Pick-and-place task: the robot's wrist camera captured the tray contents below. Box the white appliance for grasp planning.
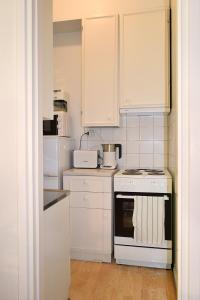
[114,169,172,269]
[43,136,74,189]
[73,150,99,168]
[56,111,70,137]
[43,111,70,137]
[54,89,69,101]
[101,144,122,169]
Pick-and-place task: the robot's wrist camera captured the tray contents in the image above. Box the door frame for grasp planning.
[177,0,189,297]
[17,0,42,299]
[178,0,200,298]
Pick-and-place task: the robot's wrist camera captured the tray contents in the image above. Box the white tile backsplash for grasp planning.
[83,114,168,169]
[112,127,126,141]
[127,116,139,128]
[127,127,140,141]
[140,126,154,141]
[140,154,154,168]
[154,141,168,154]
[126,154,140,168]
[140,116,154,127]
[127,141,140,154]
[154,126,168,141]
[140,141,154,154]
[153,154,168,168]
[154,115,168,127]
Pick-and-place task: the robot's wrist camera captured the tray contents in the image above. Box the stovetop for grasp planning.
[114,168,172,193]
[115,168,171,179]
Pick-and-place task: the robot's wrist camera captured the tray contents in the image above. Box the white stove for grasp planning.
[114,168,172,193]
[114,168,172,269]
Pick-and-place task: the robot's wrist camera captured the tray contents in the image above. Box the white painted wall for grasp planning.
[168,0,178,286]
[0,1,18,299]
[54,31,169,169]
[177,0,200,298]
[185,1,200,297]
[53,0,169,21]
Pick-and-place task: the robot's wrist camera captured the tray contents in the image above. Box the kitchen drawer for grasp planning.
[63,176,112,193]
[70,192,112,210]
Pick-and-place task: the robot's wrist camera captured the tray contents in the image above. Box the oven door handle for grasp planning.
[116,195,135,199]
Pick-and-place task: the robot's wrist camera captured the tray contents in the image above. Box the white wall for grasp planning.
[0,1,18,299]
[53,0,169,21]
[185,1,200,297]
[54,31,169,169]
[168,0,178,285]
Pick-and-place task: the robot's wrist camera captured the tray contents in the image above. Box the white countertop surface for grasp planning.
[63,168,118,177]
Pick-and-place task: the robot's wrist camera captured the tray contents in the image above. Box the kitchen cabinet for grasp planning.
[38,0,53,119]
[63,174,113,262]
[53,0,169,23]
[120,9,170,113]
[43,193,70,300]
[82,15,119,127]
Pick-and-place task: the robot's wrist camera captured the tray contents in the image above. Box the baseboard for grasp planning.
[70,248,111,263]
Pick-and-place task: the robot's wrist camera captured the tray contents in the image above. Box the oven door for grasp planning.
[115,193,135,238]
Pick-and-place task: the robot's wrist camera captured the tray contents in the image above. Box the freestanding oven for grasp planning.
[114,169,172,269]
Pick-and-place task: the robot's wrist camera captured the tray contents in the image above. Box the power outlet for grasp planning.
[89,129,95,136]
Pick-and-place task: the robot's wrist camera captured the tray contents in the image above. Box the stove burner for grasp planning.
[145,169,165,175]
[147,172,165,175]
[122,169,165,176]
[122,169,142,175]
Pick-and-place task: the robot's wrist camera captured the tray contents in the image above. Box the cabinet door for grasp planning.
[120,9,170,112]
[38,0,53,119]
[82,15,119,126]
[43,197,70,300]
[70,207,104,255]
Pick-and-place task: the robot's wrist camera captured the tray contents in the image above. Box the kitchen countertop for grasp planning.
[43,189,70,210]
[63,168,118,177]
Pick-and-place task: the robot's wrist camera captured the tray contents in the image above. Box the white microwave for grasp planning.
[43,111,70,137]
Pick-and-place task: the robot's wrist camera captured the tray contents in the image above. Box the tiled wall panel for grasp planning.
[82,113,168,169]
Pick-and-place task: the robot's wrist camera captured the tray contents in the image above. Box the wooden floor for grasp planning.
[69,260,177,300]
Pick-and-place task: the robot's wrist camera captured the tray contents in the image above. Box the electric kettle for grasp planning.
[101,144,122,169]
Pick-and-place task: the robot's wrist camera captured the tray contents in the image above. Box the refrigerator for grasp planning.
[43,136,74,189]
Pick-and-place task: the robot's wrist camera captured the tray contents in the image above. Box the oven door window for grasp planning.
[43,115,58,135]
[115,195,134,238]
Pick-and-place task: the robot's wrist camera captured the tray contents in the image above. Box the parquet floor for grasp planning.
[69,260,177,300]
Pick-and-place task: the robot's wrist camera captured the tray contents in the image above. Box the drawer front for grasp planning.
[63,176,112,193]
[70,192,112,210]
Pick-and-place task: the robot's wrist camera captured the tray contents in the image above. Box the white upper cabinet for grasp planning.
[120,9,170,113]
[82,15,119,127]
[38,0,53,119]
[53,0,169,22]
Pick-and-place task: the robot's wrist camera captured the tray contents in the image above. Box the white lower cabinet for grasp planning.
[64,175,113,262]
[43,196,70,300]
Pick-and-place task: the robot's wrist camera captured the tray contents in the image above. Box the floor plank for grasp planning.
[69,260,177,300]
